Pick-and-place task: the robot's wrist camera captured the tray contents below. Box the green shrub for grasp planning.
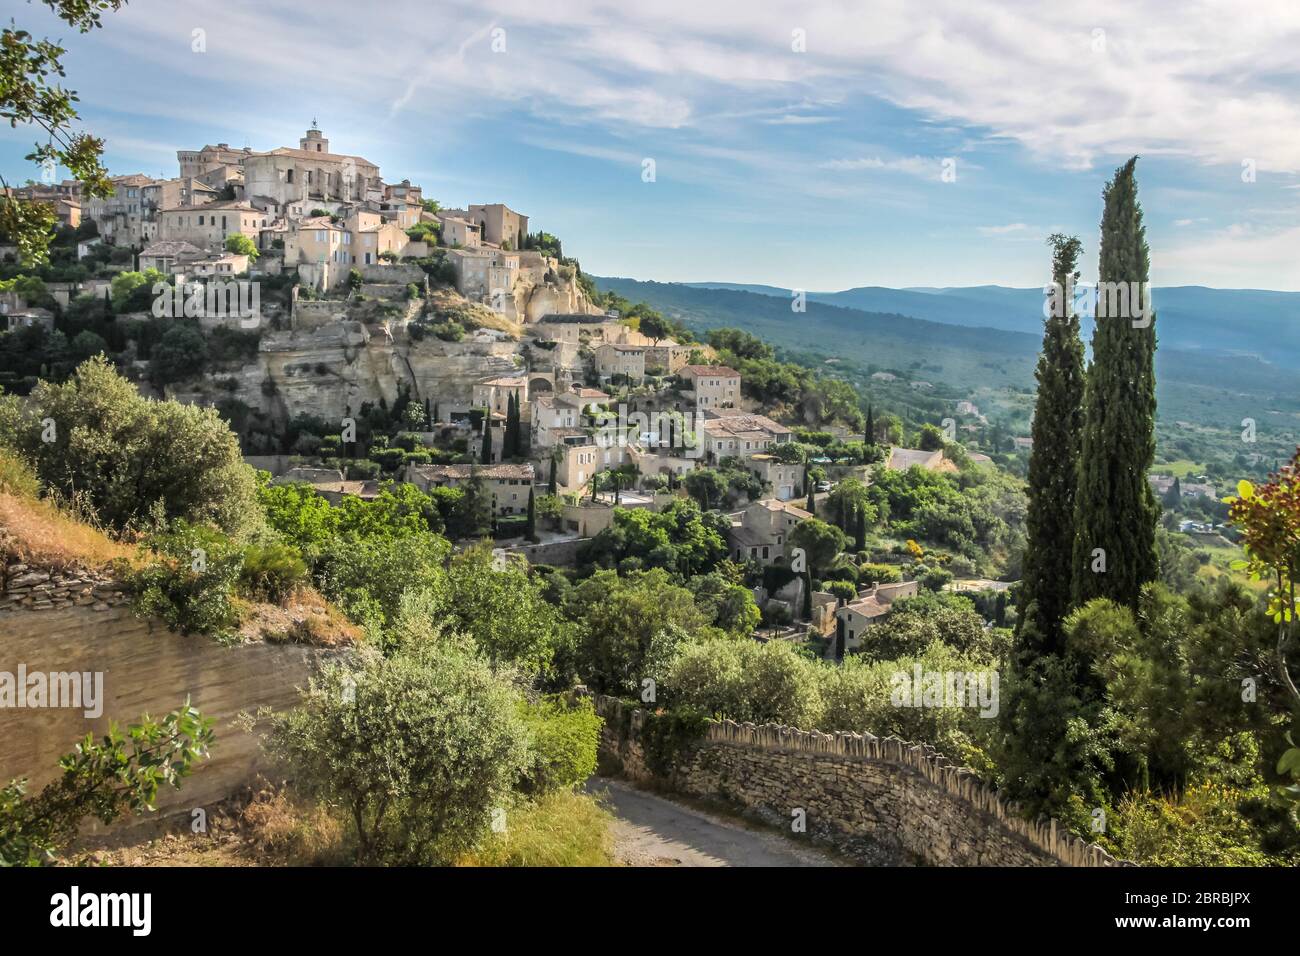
[517,695,602,794]
[128,522,243,639]
[240,542,308,602]
[263,638,530,865]
[858,563,902,586]
[0,703,214,866]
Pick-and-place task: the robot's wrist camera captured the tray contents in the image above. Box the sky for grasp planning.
[4,0,1300,290]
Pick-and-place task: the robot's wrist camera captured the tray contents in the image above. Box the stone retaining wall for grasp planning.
[592,694,1126,867]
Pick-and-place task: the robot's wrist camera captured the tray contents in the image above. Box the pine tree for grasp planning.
[1071,157,1160,611]
[1015,233,1086,655]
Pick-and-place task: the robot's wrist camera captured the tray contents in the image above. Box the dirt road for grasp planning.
[589,778,846,867]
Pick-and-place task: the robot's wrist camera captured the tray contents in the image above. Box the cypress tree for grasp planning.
[547,456,557,495]
[802,569,813,620]
[805,469,816,517]
[526,486,536,540]
[480,417,492,464]
[854,505,866,553]
[1014,233,1086,655]
[865,404,875,445]
[1071,157,1160,611]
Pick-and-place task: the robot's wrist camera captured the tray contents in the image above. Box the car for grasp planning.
[815,481,832,493]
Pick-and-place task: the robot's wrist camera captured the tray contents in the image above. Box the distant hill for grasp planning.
[680,281,1300,368]
[593,276,1300,446]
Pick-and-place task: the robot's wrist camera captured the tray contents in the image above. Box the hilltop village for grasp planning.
[2,123,993,656]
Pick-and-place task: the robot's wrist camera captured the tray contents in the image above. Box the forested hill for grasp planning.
[678,281,1300,369]
[594,277,1042,390]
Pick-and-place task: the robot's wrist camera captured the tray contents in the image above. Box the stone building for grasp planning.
[243,126,381,207]
[468,202,528,248]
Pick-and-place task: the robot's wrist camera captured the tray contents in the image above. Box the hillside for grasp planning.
[680,281,1300,368]
[597,276,1300,472]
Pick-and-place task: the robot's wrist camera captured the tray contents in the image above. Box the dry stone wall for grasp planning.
[592,694,1127,867]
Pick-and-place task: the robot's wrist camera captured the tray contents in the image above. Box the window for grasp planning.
[198,215,205,225]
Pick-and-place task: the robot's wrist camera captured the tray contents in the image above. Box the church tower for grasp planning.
[299,120,329,154]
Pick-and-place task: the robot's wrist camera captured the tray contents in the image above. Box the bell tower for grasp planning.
[299,119,329,154]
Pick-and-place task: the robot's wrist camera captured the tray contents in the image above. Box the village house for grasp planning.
[281,210,410,288]
[405,462,535,516]
[835,581,921,655]
[594,343,647,382]
[679,365,741,411]
[81,173,156,245]
[158,200,269,251]
[447,246,520,304]
[473,375,528,419]
[702,410,793,463]
[531,391,587,448]
[749,453,802,501]
[137,239,206,274]
[141,177,219,218]
[725,498,812,564]
[468,203,528,248]
[553,435,600,492]
[437,213,481,248]
[177,143,252,179]
[185,252,250,278]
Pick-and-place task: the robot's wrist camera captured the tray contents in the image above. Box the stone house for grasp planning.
[177,143,251,179]
[437,214,481,248]
[680,365,740,411]
[468,202,528,248]
[725,498,812,564]
[447,247,520,304]
[138,239,206,274]
[594,343,646,382]
[158,200,269,252]
[473,375,528,419]
[749,453,802,501]
[835,581,920,654]
[405,462,535,516]
[702,411,793,463]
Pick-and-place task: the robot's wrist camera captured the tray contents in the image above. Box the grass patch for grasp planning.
[456,790,617,867]
[0,491,138,571]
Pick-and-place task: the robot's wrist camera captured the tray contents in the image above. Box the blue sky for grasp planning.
[4,0,1299,290]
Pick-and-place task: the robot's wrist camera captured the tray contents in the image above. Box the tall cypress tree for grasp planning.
[865,404,875,445]
[805,468,816,517]
[1015,233,1086,655]
[525,486,536,540]
[1072,157,1159,611]
[479,417,492,464]
[547,455,557,495]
